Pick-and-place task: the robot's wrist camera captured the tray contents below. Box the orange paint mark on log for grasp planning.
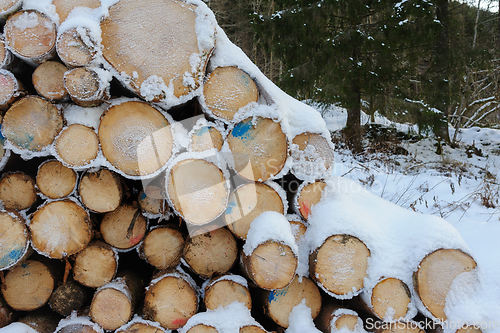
[172,318,187,327]
[300,201,310,219]
[130,233,144,245]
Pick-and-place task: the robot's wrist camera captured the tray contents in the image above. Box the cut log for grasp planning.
[116,319,168,333]
[0,210,30,270]
[167,157,229,226]
[36,160,77,199]
[203,66,259,122]
[78,168,123,213]
[0,171,37,210]
[261,275,321,328]
[376,321,425,333]
[227,117,288,182]
[414,248,477,321]
[64,67,110,107]
[203,275,252,311]
[187,324,218,333]
[73,240,118,288]
[224,182,285,240]
[29,199,92,259]
[49,280,92,316]
[32,61,68,101]
[183,227,238,279]
[100,203,148,251]
[366,278,412,321]
[310,234,370,298]
[1,96,64,152]
[18,309,61,333]
[240,326,268,333]
[0,294,14,328]
[294,180,326,220]
[100,0,215,101]
[189,125,224,152]
[98,101,174,178]
[0,0,22,18]
[143,269,198,330]
[55,124,99,167]
[54,316,104,333]
[1,259,55,311]
[52,0,101,23]
[90,272,143,331]
[290,132,334,180]
[287,215,307,243]
[57,27,97,67]
[138,185,166,217]
[315,304,362,333]
[0,36,13,69]
[0,69,23,110]
[138,226,185,270]
[4,10,57,63]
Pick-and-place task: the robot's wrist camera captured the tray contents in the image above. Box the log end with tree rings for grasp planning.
[138,185,165,217]
[190,126,224,153]
[414,248,477,321]
[2,96,64,152]
[291,132,334,180]
[0,210,29,270]
[333,313,360,331]
[0,69,23,110]
[243,240,298,290]
[227,117,288,182]
[239,326,267,333]
[73,240,118,288]
[100,0,215,101]
[203,66,259,122]
[287,215,307,242]
[116,320,167,333]
[4,10,56,63]
[0,171,37,210]
[32,61,68,101]
[0,0,21,18]
[55,124,99,167]
[36,160,77,199]
[143,272,198,330]
[167,158,229,226]
[295,180,326,220]
[315,304,361,333]
[29,200,92,259]
[99,101,174,178]
[139,226,184,270]
[52,0,101,23]
[370,278,412,321]
[204,276,252,311]
[262,275,322,328]
[224,182,284,240]
[183,227,238,279]
[310,234,370,298]
[78,168,123,213]
[1,260,55,311]
[55,316,104,333]
[100,203,147,251]
[187,324,219,333]
[376,321,425,333]
[64,67,109,107]
[57,27,96,67]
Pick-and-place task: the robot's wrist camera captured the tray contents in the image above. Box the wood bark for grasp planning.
[73,240,118,288]
[143,269,198,330]
[226,117,288,182]
[224,182,285,240]
[4,10,57,63]
[189,125,224,152]
[98,100,174,178]
[138,225,184,270]
[1,96,64,152]
[64,67,109,107]
[55,124,99,167]
[18,308,61,333]
[56,27,97,67]
[55,315,104,333]
[0,210,30,270]
[261,275,322,328]
[90,272,143,331]
[100,203,148,251]
[203,275,252,311]
[310,234,370,298]
[167,157,229,226]
[0,171,37,210]
[1,259,56,311]
[0,294,14,328]
[48,280,92,316]
[183,227,238,279]
[29,199,92,259]
[203,66,259,122]
[414,248,477,321]
[294,180,326,220]
[32,61,68,101]
[36,160,77,199]
[78,168,123,213]
[0,69,23,110]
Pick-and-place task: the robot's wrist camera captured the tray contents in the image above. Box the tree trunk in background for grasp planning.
[343,41,362,153]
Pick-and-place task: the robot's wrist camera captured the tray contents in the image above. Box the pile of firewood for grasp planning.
[0,0,478,333]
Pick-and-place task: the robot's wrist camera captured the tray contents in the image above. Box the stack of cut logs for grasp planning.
[0,0,478,333]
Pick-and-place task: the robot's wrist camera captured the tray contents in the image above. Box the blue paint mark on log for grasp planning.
[226,197,237,214]
[231,119,254,142]
[0,247,23,268]
[268,286,288,303]
[194,127,209,137]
